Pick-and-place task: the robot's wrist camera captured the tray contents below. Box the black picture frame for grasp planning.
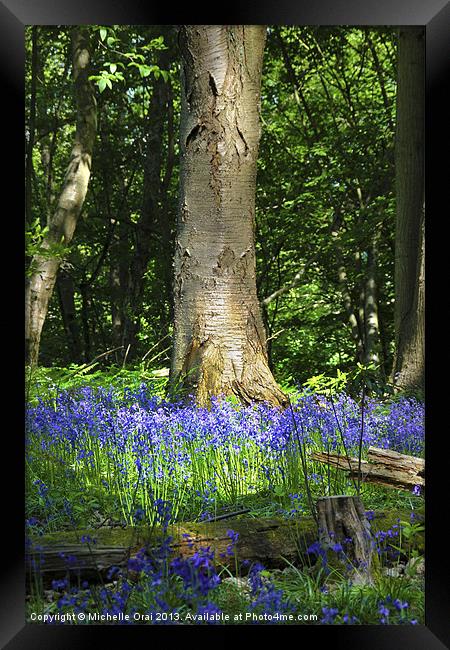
[4,1,449,647]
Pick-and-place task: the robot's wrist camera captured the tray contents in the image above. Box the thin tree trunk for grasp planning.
[80,280,92,363]
[109,218,129,359]
[366,33,394,132]
[159,78,176,327]
[332,213,364,363]
[392,28,425,393]
[25,26,39,225]
[25,27,97,366]
[337,263,364,362]
[122,46,173,358]
[56,270,82,364]
[362,239,380,365]
[377,296,389,380]
[275,27,320,144]
[171,26,286,407]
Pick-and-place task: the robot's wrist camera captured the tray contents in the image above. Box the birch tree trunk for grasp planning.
[392,27,425,393]
[25,27,97,366]
[171,26,286,407]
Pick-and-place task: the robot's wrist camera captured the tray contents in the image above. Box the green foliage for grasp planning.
[25,364,169,405]
[258,26,396,383]
[25,218,49,267]
[26,25,397,386]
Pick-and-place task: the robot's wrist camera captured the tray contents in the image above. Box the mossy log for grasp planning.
[27,510,424,588]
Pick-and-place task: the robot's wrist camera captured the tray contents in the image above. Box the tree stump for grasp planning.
[316,496,374,585]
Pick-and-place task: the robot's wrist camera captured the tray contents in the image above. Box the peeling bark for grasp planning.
[171,26,286,407]
[25,26,97,366]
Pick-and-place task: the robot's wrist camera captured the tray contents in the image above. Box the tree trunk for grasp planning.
[171,26,286,407]
[362,239,380,365]
[56,270,82,364]
[25,26,39,226]
[25,26,97,366]
[337,263,364,362]
[392,27,425,393]
[80,280,92,363]
[122,45,173,359]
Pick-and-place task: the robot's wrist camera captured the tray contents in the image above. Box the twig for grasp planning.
[328,391,359,493]
[287,396,318,526]
[142,334,172,361]
[122,344,131,368]
[357,383,366,496]
[203,509,251,523]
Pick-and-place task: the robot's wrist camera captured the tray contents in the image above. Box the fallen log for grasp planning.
[311,446,425,493]
[27,509,424,588]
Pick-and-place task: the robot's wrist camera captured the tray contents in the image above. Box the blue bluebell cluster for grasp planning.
[378,595,413,624]
[247,562,294,617]
[26,385,424,525]
[26,520,422,625]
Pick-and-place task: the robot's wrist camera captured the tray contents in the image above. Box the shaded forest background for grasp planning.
[25,25,419,395]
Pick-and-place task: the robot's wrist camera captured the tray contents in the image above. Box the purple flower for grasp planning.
[226,529,239,555]
[321,607,339,624]
[393,599,409,611]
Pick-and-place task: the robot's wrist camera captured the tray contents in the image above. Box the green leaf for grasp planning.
[100,28,107,42]
[98,78,107,93]
[139,65,151,78]
[109,63,117,74]
[106,78,113,89]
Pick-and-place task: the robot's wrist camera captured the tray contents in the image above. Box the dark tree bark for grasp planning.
[337,262,364,362]
[56,270,82,364]
[25,26,39,225]
[392,28,425,393]
[171,26,286,407]
[25,26,97,366]
[121,44,175,358]
[316,496,374,585]
[80,279,92,363]
[362,238,380,366]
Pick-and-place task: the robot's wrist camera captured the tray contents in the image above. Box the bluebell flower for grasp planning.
[321,607,339,624]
